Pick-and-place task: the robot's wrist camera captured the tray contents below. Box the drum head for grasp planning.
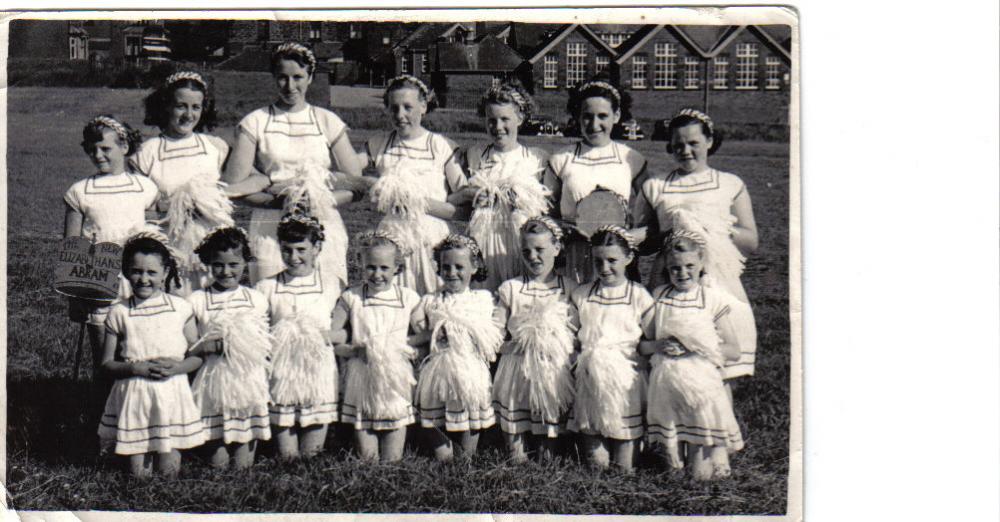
[53,237,122,302]
[575,189,628,238]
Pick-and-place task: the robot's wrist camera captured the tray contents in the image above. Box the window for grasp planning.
[631,55,647,89]
[600,33,626,48]
[684,57,700,89]
[420,53,429,74]
[713,56,729,89]
[349,24,359,39]
[595,55,609,75]
[69,35,87,60]
[382,36,390,45]
[543,54,558,88]
[309,22,322,42]
[765,56,781,89]
[400,53,410,74]
[736,43,759,89]
[654,42,677,89]
[125,36,142,57]
[566,42,587,87]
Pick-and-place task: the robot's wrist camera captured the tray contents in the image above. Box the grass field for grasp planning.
[5,86,790,514]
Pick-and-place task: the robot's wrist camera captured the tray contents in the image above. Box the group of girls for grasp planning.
[62,41,759,480]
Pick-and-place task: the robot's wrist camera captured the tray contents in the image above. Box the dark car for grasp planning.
[563,118,645,141]
[520,117,563,136]
[651,118,671,141]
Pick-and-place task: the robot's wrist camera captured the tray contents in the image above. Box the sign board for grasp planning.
[53,236,122,302]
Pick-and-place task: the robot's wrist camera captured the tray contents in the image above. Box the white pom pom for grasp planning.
[269,313,335,406]
[509,300,576,421]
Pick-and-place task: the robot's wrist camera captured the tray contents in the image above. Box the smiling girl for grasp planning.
[544,81,647,284]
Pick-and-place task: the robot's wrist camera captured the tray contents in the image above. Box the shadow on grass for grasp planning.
[7,374,106,466]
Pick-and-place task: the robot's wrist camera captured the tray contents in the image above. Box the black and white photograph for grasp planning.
[3,7,800,518]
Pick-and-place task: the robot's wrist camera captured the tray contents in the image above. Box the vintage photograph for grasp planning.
[4,7,798,517]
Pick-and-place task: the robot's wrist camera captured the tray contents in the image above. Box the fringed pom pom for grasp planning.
[509,300,577,421]
[359,335,416,418]
[574,342,640,437]
[370,169,431,218]
[201,310,272,416]
[660,313,725,368]
[280,163,339,222]
[270,313,335,406]
[668,205,745,282]
[166,177,235,267]
[651,354,726,417]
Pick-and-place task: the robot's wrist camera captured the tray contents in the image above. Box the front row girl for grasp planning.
[642,232,744,480]
[98,233,206,477]
[332,231,421,462]
[492,217,578,462]
[412,235,503,461]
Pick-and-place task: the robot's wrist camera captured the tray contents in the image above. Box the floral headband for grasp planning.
[388,74,430,98]
[595,224,637,252]
[279,213,325,242]
[165,71,206,90]
[194,225,250,254]
[355,229,412,257]
[674,108,714,134]
[435,233,482,260]
[125,229,179,265]
[521,216,564,242]
[274,42,317,71]
[484,84,531,117]
[665,228,707,249]
[578,80,621,105]
[87,115,129,143]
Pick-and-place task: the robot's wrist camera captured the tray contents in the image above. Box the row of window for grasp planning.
[543,42,783,90]
[400,52,430,75]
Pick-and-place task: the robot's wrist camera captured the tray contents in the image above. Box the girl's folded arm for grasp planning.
[100,330,145,378]
[716,311,742,362]
[731,189,759,255]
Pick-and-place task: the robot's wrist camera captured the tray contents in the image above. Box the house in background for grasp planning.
[515,23,620,94]
[9,19,172,66]
[431,33,526,108]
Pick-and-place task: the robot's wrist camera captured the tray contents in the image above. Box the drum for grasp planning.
[53,236,122,303]
[574,188,629,238]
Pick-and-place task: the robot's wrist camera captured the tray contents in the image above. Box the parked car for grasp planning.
[651,118,671,141]
[563,118,645,141]
[521,118,563,136]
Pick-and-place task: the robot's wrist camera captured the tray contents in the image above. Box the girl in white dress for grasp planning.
[187,227,272,469]
[640,232,744,480]
[98,233,206,477]
[492,217,578,462]
[136,71,232,295]
[366,75,467,296]
[223,42,364,287]
[633,109,759,380]
[255,215,341,460]
[568,226,654,472]
[544,81,647,284]
[412,235,503,461]
[331,230,422,462]
[64,115,158,427]
[459,82,551,291]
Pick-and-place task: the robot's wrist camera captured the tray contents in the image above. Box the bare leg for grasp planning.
[128,453,153,478]
[611,439,638,472]
[724,381,734,406]
[504,432,528,463]
[427,427,453,462]
[709,446,732,478]
[355,428,379,461]
[451,430,479,459]
[232,441,257,470]
[298,424,329,458]
[275,427,300,460]
[87,323,105,374]
[380,428,407,463]
[580,434,611,469]
[156,450,182,477]
[686,444,714,481]
[205,441,230,469]
[535,436,558,462]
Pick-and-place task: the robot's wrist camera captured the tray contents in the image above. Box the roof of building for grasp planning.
[525,23,618,64]
[394,22,469,51]
[435,35,523,72]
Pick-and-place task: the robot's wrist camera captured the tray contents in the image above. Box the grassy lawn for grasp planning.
[5,86,790,514]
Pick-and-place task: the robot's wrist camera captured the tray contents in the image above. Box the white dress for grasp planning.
[188,286,271,444]
[238,104,351,286]
[367,130,464,296]
[339,284,421,431]
[636,168,757,379]
[413,289,501,431]
[492,275,577,437]
[547,142,646,284]
[63,171,159,245]
[98,293,206,455]
[644,284,744,467]
[464,143,550,291]
[133,133,231,293]
[256,269,340,427]
[567,280,654,441]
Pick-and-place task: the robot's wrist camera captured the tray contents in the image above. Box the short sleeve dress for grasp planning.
[547,142,646,283]
[133,133,231,292]
[367,130,463,295]
[188,285,271,444]
[567,280,654,441]
[492,275,578,437]
[256,269,341,427]
[636,168,757,379]
[238,104,351,286]
[413,288,500,431]
[464,143,551,291]
[644,283,744,467]
[98,293,206,455]
[63,171,159,245]
[339,283,421,431]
